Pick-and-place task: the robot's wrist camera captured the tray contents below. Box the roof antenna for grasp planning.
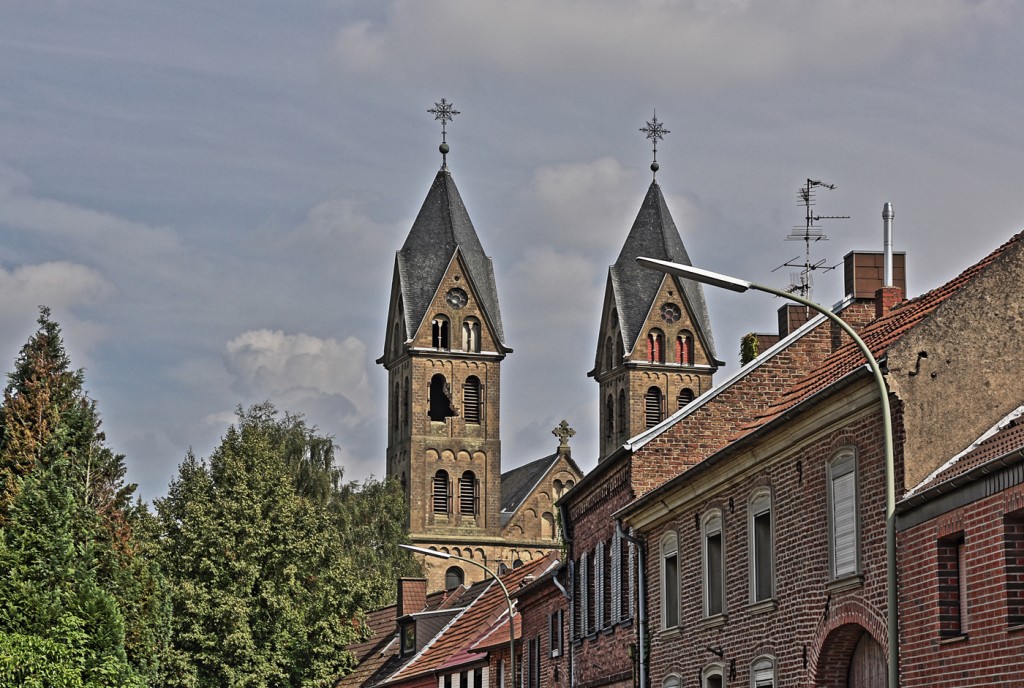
[428,98,460,170]
[639,110,669,181]
[772,178,849,300]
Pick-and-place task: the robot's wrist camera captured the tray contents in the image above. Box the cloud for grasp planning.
[333,0,1009,92]
[223,329,374,428]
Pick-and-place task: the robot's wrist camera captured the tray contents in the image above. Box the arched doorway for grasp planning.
[815,623,885,688]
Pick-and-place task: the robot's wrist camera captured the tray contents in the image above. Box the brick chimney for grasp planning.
[778,303,813,338]
[844,251,906,300]
[397,578,427,618]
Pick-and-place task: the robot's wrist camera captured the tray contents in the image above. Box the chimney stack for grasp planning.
[398,578,427,618]
[883,202,895,287]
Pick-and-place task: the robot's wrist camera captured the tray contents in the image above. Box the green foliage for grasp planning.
[157,403,419,687]
[740,332,760,366]
[0,308,170,686]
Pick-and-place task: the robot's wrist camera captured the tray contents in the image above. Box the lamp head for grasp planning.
[636,257,751,293]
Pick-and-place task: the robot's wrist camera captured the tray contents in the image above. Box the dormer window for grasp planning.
[462,317,481,352]
[400,622,416,656]
[676,332,693,365]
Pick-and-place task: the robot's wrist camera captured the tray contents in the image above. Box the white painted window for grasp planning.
[828,450,859,578]
[749,489,774,602]
[702,664,725,688]
[661,531,679,628]
[702,511,725,617]
[751,657,775,688]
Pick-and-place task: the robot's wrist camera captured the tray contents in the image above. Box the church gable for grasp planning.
[500,453,581,542]
[625,273,715,368]
[407,250,506,355]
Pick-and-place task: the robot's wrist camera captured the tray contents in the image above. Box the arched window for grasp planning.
[463,376,481,424]
[392,322,400,355]
[605,395,614,441]
[513,559,524,569]
[541,512,555,539]
[647,329,664,363]
[750,490,774,602]
[459,471,478,515]
[645,387,663,428]
[750,657,775,688]
[702,510,725,617]
[828,449,859,579]
[615,337,624,365]
[462,318,481,352]
[662,675,681,688]
[677,388,694,410]
[433,470,451,514]
[392,383,399,430]
[445,566,465,590]
[660,532,679,628]
[429,374,455,421]
[402,377,410,427]
[617,390,627,439]
[701,664,725,688]
[676,331,693,365]
[605,336,613,371]
[432,315,450,349]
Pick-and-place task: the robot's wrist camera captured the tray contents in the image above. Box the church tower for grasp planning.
[378,101,512,584]
[590,114,722,460]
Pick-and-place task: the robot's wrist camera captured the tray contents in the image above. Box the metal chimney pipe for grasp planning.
[882,202,894,287]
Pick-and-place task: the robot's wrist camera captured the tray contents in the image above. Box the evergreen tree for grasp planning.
[0,308,170,686]
[157,403,418,687]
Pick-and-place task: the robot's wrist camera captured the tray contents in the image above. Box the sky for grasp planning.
[2,0,1022,503]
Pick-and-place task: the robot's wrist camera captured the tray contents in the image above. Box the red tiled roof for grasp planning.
[386,554,557,685]
[744,232,1023,433]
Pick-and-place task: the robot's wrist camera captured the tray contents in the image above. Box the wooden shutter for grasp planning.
[832,471,857,576]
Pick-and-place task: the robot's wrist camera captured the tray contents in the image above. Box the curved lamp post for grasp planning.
[636,257,898,688]
[399,544,517,688]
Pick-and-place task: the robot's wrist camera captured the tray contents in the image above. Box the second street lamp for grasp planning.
[636,256,898,688]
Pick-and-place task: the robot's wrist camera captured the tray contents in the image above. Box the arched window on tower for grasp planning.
[432,315,450,350]
[615,337,624,365]
[676,331,693,365]
[677,388,695,410]
[459,471,478,515]
[648,329,664,363]
[433,470,451,514]
[429,374,455,422]
[445,566,465,590]
[462,317,481,353]
[392,383,399,431]
[605,336,613,371]
[402,377,410,428]
[463,376,481,424]
[605,395,614,441]
[617,389,627,440]
[645,387,663,428]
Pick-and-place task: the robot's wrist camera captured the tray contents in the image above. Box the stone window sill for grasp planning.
[1007,623,1024,634]
[826,573,863,594]
[938,633,968,645]
[700,613,728,630]
[746,599,777,616]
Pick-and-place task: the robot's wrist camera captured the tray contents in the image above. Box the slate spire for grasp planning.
[609,180,717,361]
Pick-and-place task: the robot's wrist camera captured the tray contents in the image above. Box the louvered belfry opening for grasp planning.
[463,376,481,424]
[433,470,450,513]
[645,387,662,428]
[459,471,477,515]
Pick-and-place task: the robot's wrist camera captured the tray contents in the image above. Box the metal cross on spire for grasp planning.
[640,110,670,179]
[428,97,460,168]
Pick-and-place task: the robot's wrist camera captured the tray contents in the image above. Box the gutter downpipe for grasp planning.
[559,501,575,688]
[617,519,647,688]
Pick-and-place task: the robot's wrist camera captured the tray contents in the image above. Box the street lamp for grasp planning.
[399,544,517,688]
[637,257,898,688]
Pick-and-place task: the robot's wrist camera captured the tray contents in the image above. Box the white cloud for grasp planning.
[223,329,375,428]
[333,0,1009,92]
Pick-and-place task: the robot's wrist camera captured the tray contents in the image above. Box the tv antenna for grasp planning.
[772,178,848,299]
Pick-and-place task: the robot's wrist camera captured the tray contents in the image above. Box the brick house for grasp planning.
[897,411,1024,686]
[336,555,558,688]
[617,231,1024,687]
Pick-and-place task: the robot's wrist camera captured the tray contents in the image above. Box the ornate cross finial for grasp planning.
[428,98,460,168]
[640,110,670,179]
[552,420,576,450]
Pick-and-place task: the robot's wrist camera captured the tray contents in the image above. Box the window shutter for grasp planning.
[611,532,622,624]
[832,471,856,576]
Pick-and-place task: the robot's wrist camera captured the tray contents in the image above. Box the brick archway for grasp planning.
[813,622,885,688]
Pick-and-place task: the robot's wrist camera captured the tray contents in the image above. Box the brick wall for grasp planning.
[642,409,894,687]
[899,483,1024,687]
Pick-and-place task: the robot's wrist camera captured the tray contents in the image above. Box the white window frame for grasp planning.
[827,449,860,579]
[701,663,726,688]
[662,674,681,688]
[660,531,680,629]
[750,656,775,688]
[749,488,774,603]
[549,608,563,658]
[702,510,725,618]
